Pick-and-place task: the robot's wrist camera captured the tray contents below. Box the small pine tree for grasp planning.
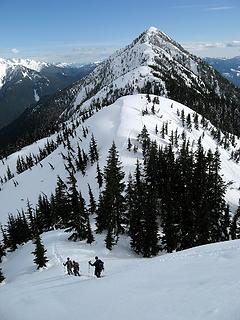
[88,184,96,215]
[89,134,99,165]
[186,113,192,129]
[96,162,103,189]
[32,233,48,269]
[127,138,132,151]
[105,227,114,250]
[181,109,185,127]
[0,268,5,283]
[86,216,94,244]
[194,113,199,130]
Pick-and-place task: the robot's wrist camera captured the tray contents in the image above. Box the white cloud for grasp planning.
[11,48,19,54]
[182,42,225,51]
[205,6,234,11]
[226,41,240,48]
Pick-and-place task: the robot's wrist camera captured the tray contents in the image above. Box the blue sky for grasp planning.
[0,0,239,63]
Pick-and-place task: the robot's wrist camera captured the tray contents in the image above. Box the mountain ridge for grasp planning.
[0,58,96,129]
[1,27,240,155]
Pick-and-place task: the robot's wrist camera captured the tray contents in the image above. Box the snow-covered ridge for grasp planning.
[70,26,222,119]
[1,94,240,225]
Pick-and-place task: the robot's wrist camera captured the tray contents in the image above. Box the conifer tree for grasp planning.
[194,113,199,130]
[26,200,37,238]
[161,145,180,252]
[138,125,150,155]
[181,109,185,127]
[99,142,125,246]
[230,204,240,239]
[186,113,192,129]
[32,233,48,269]
[89,134,99,165]
[35,195,53,232]
[88,184,96,215]
[127,138,132,151]
[65,172,88,241]
[222,204,230,240]
[95,192,106,233]
[54,176,70,228]
[0,241,5,262]
[105,227,114,250]
[0,268,5,283]
[129,160,145,254]
[96,162,103,189]
[6,165,14,180]
[161,123,165,139]
[86,216,94,244]
[207,149,226,243]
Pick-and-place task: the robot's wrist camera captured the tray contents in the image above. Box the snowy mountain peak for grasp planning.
[143,26,173,43]
[146,26,159,33]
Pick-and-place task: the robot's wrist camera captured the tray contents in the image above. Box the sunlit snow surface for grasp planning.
[0,230,240,320]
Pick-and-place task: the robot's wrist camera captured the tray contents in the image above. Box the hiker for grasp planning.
[73,260,80,276]
[63,257,73,275]
[89,256,104,278]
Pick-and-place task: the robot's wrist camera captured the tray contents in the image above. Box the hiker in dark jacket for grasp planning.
[73,260,80,276]
[89,256,104,278]
[63,257,73,275]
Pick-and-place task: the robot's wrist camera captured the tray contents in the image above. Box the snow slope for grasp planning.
[0,94,240,225]
[0,229,240,320]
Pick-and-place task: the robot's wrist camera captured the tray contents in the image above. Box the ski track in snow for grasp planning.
[1,230,240,320]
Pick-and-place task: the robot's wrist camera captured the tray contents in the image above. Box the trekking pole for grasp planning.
[88,261,90,276]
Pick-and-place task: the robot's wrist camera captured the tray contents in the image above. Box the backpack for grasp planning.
[98,260,104,271]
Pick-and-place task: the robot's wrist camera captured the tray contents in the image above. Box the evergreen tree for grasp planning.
[186,113,192,129]
[127,138,132,151]
[0,268,5,283]
[32,233,48,269]
[86,216,94,244]
[54,176,70,228]
[222,204,230,240]
[65,172,88,241]
[0,241,5,262]
[95,192,106,233]
[98,142,125,246]
[88,184,96,215]
[26,200,37,238]
[105,227,114,250]
[230,204,240,239]
[6,165,14,180]
[161,145,180,252]
[96,162,103,189]
[89,134,99,165]
[194,113,199,130]
[129,161,145,254]
[138,125,150,155]
[207,149,226,243]
[181,109,185,127]
[35,195,53,232]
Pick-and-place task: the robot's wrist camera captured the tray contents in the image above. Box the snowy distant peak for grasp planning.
[0,58,48,90]
[10,58,50,72]
[143,26,174,44]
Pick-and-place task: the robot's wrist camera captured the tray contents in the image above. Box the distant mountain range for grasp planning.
[0,58,96,128]
[205,56,240,87]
